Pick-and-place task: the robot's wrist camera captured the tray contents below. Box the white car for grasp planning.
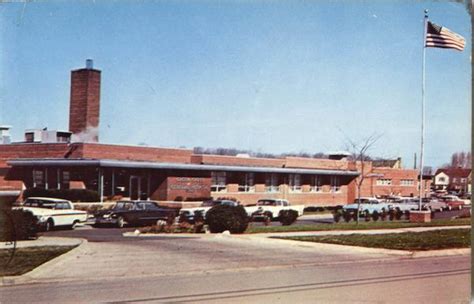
[343,197,391,215]
[19,197,88,231]
[245,199,305,220]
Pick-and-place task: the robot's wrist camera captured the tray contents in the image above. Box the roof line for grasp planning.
[7,158,359,176]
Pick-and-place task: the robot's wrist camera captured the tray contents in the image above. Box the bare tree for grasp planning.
[344,133,382,224]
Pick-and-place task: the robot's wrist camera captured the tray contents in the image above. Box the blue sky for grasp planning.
[0,1,471,168]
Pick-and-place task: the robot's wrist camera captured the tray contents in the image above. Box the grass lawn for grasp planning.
[275,228,471,251]
[245,218,471,234]
[0,246,76,276]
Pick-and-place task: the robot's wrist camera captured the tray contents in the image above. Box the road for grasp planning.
[0,223,470,303]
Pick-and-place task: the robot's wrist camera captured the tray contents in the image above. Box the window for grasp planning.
[239,173,255,192]
[452,178,457,183]
[376,179,392,186]
[461,178,466,183]
[265,174,279,192]
[33,169,44,188]
[438,177,446,182]
[330,176,341,192]
[289,174,301,192]
[211,172,227,192]
[311,175,322,192]
[400,179,414,186]
[25,132,34,143]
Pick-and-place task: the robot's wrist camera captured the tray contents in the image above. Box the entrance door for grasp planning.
[129,176,142,200]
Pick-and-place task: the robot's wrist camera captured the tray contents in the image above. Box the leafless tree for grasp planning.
[344,133,382,224]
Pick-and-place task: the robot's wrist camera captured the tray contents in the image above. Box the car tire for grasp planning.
[45,219,54,232]
[117,216,125,228]
[70,220,80,230]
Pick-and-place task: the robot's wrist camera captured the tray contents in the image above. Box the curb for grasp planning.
[1,238,88,287]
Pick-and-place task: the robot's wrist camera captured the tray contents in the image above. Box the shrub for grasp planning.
[23,188,100,202]
[333,209,343,223]
[1,209,38,241]
[279,210,299,226]
[389,210,395,221]
[343,210,353,222]
[395,209,403,220]
[372,210,380,221]
[205,205,249,234]
[364,211,371,222]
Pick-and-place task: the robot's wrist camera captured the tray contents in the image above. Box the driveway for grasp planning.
[22,226,401,283]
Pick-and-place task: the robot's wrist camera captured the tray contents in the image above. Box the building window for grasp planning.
[400,179,414,186]
[239,173,255,192]
[461,178,466,183]
[265,173,279,192]
[211,172,227,192]
[330,176,341,192]
[33,169,44,188]
[25,132,34,143]
[62,171,70,189]
[438,177,446,183]
[376,179,392,186]
[452,178,457,183]
[310,175,322,192]
[289,174,302,192]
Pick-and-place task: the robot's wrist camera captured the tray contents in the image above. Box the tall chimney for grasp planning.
[69,59,101,142]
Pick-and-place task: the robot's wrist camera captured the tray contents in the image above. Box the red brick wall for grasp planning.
[211,184,349,206]
[359,167,419,197]
[284,157,349,170]
[81,143,193,163]
[0,143,72,159]
[191,154,286,167]
[69,68,101,141]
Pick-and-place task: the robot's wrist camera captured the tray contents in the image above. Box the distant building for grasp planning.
[434,168,471,194]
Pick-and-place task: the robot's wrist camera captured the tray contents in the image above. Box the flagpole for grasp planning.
[419,10,428,211]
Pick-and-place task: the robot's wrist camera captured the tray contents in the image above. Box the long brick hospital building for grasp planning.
[0,60,424,206]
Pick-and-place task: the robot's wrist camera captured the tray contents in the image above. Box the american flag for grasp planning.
[425,21,465,51]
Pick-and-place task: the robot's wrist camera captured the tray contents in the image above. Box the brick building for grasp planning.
[0,60,421,206]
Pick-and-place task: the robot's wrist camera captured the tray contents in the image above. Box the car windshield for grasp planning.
[23,199,68,209]
[257,200,277,206]
[202,201,218,207]
[113,202,134,210]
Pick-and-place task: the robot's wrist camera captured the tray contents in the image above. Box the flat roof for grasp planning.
[7,158,359,176]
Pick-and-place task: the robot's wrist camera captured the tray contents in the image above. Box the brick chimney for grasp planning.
[69,59,101,142]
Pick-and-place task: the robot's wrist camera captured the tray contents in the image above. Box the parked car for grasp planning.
[94,200,177,228]
[343,197,391,215]
[244,199,304,221]
[439,195,465,210]
[19,197,88,231]
[421,198,447,212]
[388,198,420,212]
[178,199,239,223]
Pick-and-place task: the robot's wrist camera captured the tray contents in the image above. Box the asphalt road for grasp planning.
[1,213,471,304]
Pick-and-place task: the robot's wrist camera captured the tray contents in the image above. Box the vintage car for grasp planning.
[388,198,420,212]
[244,199,305,221]
[439,195,466,210]
[421,198,447,212]
[94,200,177,228]
[19,197,88,231]
[179,199,239,223]
[342,197,391,215]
